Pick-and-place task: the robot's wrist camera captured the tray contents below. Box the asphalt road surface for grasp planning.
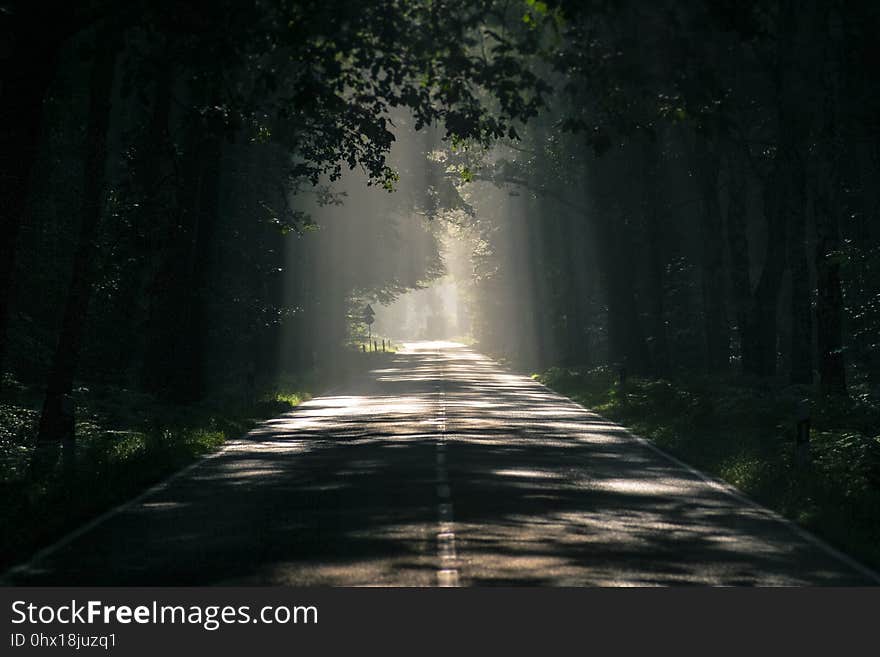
[4,342,878,586]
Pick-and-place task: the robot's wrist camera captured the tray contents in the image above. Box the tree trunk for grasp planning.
[722,138,754,372]
[694,136,730,373]
[741,0,816,379]
[596,209,649,374]
[743,166,788,377]
[787,164,812,385]
[37,33,118,441]
[127,63,175,387]
[646,207,670,377]
[561,217,585,366]
[814,194,845,394]
[780,0,816,385]
[813,30,847,395]
[138,93,224,403]
[641,137,670,378]
[170,129,224,402]
[0,19,62,380]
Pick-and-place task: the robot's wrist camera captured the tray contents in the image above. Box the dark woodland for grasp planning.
[1,0,879,585]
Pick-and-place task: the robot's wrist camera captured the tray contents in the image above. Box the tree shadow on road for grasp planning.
[7,346,871,585]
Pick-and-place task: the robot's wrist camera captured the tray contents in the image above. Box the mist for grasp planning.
[3,0,880,590]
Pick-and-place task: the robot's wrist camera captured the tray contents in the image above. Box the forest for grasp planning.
[1,0,879,581]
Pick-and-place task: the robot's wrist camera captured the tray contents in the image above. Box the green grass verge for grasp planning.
[536,366,880,572]
[0,376,318,571]
[0,344,396,571]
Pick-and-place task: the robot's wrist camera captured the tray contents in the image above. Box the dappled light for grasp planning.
[6,343,871,586]
[2,0,879,591]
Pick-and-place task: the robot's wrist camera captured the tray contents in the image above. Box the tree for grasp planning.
[37,26,119,441]
[28,0,551,438]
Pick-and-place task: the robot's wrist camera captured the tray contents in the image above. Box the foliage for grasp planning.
[0,364,325,568]
[538,367,880,570]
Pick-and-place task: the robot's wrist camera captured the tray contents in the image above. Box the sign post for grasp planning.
[363,304,375,349]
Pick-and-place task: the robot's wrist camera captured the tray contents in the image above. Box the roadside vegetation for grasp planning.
[537,367,880,572]
[0,347,391,571]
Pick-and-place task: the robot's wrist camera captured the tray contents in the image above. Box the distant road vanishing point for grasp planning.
[4,341,878,586]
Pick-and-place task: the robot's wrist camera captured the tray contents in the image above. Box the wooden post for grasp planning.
[795,399,811,467]
[245,367,255,408]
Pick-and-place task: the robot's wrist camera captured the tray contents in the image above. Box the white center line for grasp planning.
[434,351,459,587]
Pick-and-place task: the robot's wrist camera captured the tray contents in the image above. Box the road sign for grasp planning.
[362,304,376,346]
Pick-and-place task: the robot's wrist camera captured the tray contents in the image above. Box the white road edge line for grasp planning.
[11,346,872,586]
[1,445,227,583]
[0,385,347,585]
[522,369,880,585]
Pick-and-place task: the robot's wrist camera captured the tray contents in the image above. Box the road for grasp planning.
[4,341,877,586]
